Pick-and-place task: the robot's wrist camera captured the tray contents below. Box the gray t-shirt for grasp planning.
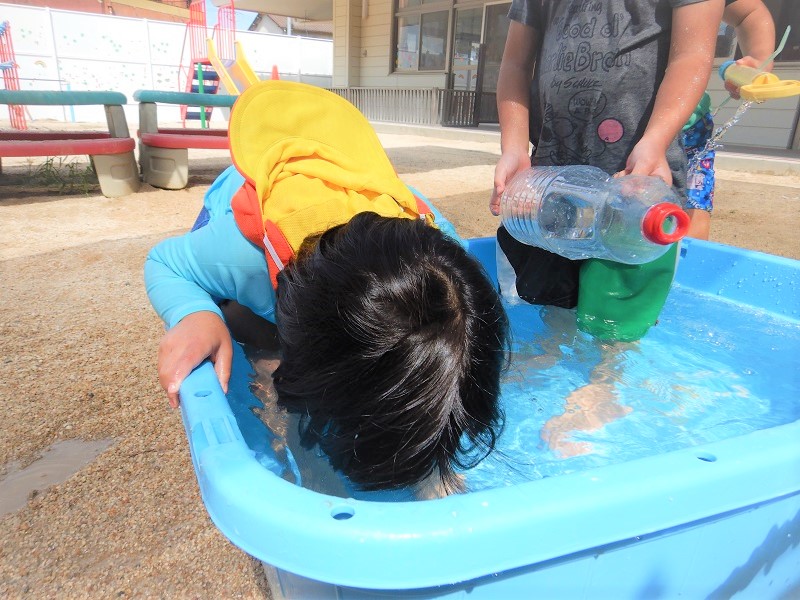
[508,0,709,193]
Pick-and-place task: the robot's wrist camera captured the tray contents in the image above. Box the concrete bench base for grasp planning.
[133,89,237,190]
[0,90,140,197]
[0,135,140,197]
[139,131,229,190]
[139,145,189,190]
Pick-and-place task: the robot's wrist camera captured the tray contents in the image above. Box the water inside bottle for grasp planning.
[540,184,597,241]
[595,179,678,263]
[598,196,642,245]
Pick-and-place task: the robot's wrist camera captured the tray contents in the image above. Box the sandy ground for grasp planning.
[1,127,799,598]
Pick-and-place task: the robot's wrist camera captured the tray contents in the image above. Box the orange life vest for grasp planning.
[231,180,432,288]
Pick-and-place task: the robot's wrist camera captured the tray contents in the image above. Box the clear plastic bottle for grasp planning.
[500,165,689,265]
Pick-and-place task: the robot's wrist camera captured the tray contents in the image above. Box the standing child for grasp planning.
[145,81,510,496]
[491,0,724,309]
[489,0,724,454]
[684,0,776,239]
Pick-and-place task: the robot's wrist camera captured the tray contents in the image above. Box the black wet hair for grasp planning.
[272,212,509,493]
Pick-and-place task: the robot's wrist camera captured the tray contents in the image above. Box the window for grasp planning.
[394,1,451,72]
[481,3,511,92]
[715,23,737,59]
[419,11,448,70]
[396,16,420,70]
[393,2,511,75]
[398,0,443,6]
[451,8,482,89]
[769,1,800,62]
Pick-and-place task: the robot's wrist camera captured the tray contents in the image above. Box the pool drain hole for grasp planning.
[331,505,355,520]
[696,452,717,462]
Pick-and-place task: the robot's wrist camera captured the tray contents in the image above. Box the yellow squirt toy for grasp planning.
[719,60,800,102]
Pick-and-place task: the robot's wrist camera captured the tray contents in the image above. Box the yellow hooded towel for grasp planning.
[227,80,432,286]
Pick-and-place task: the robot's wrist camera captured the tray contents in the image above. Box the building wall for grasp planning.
[250,16,284,35]
[333,1,799,149]
[332,0,347,86]
[0,2,332,123]
[332,0,361,87]
[252,15,333,40]
[333,0,446,88]
[708,62,800,149]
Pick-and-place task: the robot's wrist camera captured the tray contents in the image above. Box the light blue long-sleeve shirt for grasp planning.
[144,165,461,329]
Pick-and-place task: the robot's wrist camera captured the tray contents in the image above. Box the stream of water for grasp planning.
[687,100,754,175]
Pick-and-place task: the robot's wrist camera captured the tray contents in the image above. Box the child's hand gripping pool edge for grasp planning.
[158,311,233,408]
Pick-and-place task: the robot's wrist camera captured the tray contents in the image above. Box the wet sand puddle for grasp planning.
[0,439,114,517]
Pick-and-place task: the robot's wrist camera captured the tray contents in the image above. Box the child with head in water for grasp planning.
[145,81,509,497]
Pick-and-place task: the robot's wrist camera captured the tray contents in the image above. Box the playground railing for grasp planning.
[0,20,26,130]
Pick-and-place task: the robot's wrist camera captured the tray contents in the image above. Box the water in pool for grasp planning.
[242,283,800,496]
[465,284,800,491]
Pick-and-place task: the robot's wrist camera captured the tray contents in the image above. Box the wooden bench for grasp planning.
[0,90,140,197]
[134,90,236,190]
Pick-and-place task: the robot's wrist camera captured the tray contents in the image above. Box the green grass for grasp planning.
[29,156,99,195]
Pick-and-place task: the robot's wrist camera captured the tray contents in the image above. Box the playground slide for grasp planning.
[206,39,260,95]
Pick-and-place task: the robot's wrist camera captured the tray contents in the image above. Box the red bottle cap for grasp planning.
[642,203,690,244]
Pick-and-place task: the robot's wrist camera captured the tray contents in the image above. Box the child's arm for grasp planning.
[618,0,725,184]
[724,0,775,64]
[145,214,274,407]
[491,20,539,216]
[156,311,232,409]
[723,0,776,97]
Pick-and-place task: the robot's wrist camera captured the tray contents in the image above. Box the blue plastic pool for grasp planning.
[178,238,800,599]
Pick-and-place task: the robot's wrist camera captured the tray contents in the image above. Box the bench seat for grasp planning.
[0,89,140,197]
[0,131,112,141]
[0,136,134,157]
[134,89,237,189]
[139,132,229,150]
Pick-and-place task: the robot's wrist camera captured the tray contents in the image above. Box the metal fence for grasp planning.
[328,87,498,128]
[439,89,477,127]
[328,87,440,125]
